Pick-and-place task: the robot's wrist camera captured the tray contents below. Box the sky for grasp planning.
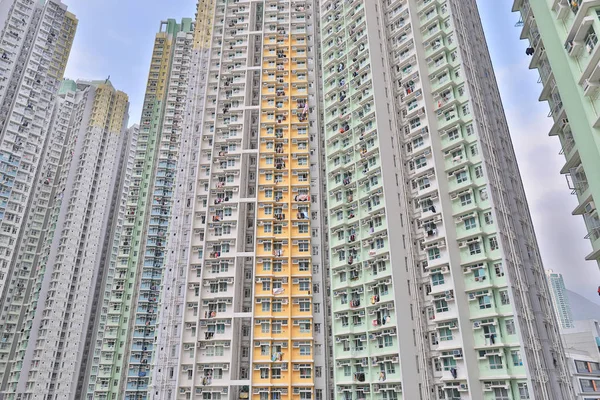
[62,1,600,304]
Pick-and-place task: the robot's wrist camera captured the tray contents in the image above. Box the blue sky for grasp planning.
[63,1,600,304]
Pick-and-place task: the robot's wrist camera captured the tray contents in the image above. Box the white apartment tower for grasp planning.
[166,0,332,400]
[545,270,575,330]
[0,79,131,400]
[0,0,77,299]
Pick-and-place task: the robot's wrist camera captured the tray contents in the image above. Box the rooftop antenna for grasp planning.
[105,75,110,84]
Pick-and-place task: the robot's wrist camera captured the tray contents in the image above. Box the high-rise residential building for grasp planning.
[0,78,131,399]
[82,19,197,400]
[167,1,332,400]
[319,0,572,399]
[511,0,600,264]
[0,0,77,296]
[0,0,573,399]
[545,269,575,329]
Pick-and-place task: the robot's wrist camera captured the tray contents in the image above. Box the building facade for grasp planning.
[561,320,600,399]
[512,0,600,264]
[169,1,332,399]
[566,351,600,400]
[0,79,130,399]
[545,269,575,329]
[0,0,580,399]
[320,0,572,399]
[0,0,76,302]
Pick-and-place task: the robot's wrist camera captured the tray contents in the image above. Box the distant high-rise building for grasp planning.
[0,0,77,297]
[82,19,196,400]
[545,270,575,329]
[512,0,600,264]
[0,79,131,400]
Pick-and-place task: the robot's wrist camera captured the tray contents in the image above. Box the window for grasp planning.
[435,299,449,313]
[272,322,282,334]
[428,248,441,260]
[581,379,600,392]
[300,366,311,378]
[459,193,472,206]
[464,217,476,230]
[299,345,311,355]
[493,388,509,400]
[462,104,470,116]
[456,171,468,183]
[474,165,483,179]
[489,236,499,251]
[480,188,488,201]
[489,355,503,370]
[471,144,478,156]
[585,27,598,54]
[518,383,530,399]
[439,327,452,341]
[484,212,494,225]
[384,336,393,347]
[260,345,270,355]
[262,281,271,291]
[505,319,516,335]
[511,350,523,366]
[299,301,311,312]
[478,295,491,309]
[342,365,352,378]
[448,129,459,141]
[298,261,309,271]
[468,242,481,255]
[262,301,270,312]
[431,272,444,286]
[299,242,309,252]
[576,360,600,373]
[271,368,281,379]
[499,289,510,305]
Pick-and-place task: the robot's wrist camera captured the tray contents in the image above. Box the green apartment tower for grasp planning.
[82,19,195,399]
[319,0,573,399]
[512,0,600,264]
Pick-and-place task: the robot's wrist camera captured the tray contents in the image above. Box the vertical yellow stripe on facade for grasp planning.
[109,91,128,133]
[153,32,172,101]
[253,30,314,399]
[194,0,215,49]
[51,12,77,81]
[89,84,113,128]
